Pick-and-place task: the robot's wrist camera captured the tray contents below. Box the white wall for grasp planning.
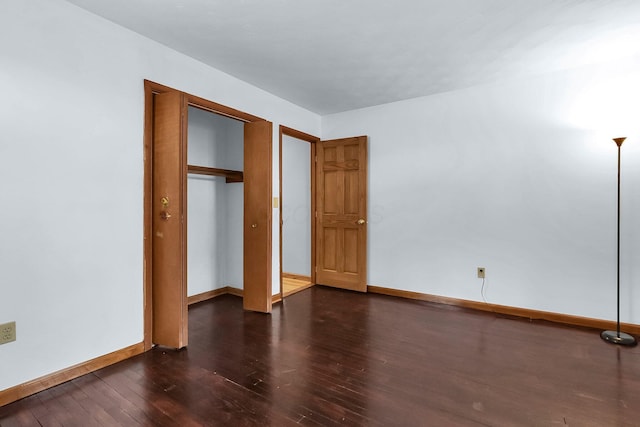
[282,135,311,276]
[187,107,244,296]
[0,0,319,391]
[322,56,640,324]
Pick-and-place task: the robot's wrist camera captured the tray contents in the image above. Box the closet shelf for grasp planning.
[187,165,243,183]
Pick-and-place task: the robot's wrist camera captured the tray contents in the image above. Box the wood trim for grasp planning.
[187,287,251,305]
[280,126,320,144]
[279,126,320,300]
[187,288,231,305]
[143,80,264,122]
[144,80,176,96]
[186,287,285,306]
[279,127,283,301]
[278,129,285,304]
[143,81,156,351]
[226,286,244,297]
[144,79,263,120]
[367,285,640,335]
[0,343,144,407]
[217,286,279,304]
[282,273,312,282]
[187,165,243,183]
[185,94,264,123]
[187,285,280,304]
[310,142,317,285]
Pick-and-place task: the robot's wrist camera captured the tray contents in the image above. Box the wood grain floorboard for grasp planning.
[282,277,313,297]
[1,286,639,426]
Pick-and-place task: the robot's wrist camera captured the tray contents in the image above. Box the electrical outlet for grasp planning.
[477,267,485,279]
[0,321,16,345]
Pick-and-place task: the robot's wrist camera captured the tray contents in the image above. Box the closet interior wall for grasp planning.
[187,107,244,297]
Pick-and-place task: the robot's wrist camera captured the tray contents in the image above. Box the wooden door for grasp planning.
[152,91,188,348]
[244,120,273,312]
[316,136,368,292]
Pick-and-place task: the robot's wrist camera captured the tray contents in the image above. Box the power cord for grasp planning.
[480,277,487,304]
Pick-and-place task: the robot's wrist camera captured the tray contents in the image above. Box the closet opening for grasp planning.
[186,106,244,305]
[143,80,273,350]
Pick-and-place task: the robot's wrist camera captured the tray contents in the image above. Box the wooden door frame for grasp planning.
[278,126,319,300]
[143,80,268,350]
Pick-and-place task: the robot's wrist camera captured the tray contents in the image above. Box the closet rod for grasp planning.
[187,165,243,183]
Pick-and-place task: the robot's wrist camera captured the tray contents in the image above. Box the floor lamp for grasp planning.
[601,137,637,346]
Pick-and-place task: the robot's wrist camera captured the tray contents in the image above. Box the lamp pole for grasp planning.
[601,137,636,346]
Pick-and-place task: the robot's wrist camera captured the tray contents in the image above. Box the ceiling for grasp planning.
[65,0,640,115]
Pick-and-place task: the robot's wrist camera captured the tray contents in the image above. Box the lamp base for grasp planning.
[600,330,637,346]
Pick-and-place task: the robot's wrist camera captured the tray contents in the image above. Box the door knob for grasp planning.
[357,219,366,225]
[160,211,172,220]
[251,223,258,228]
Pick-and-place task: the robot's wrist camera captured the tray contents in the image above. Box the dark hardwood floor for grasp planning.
[2,286,639,426]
